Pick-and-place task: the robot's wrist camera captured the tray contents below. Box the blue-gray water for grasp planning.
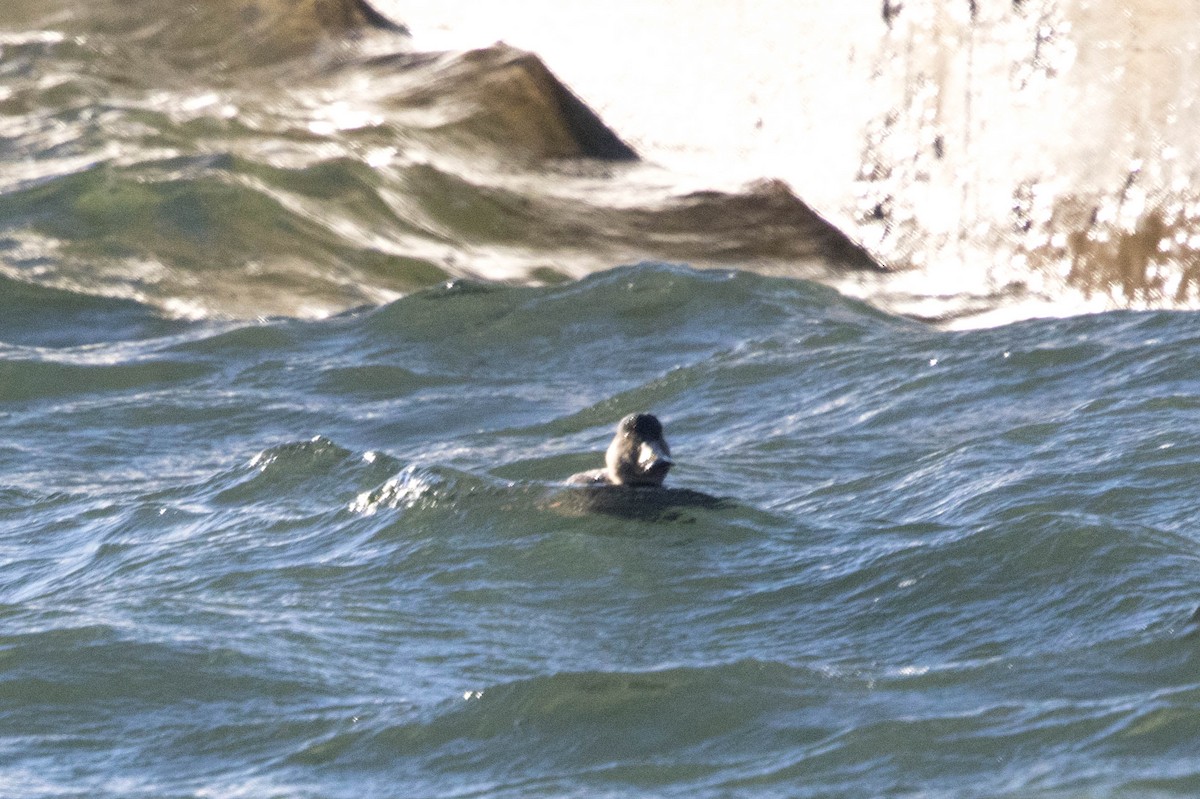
[7,266,1200,798]
[5,4,1200,798]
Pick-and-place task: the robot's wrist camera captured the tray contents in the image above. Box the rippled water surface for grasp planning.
[5,3,1200,798]
[6,265,1200,798]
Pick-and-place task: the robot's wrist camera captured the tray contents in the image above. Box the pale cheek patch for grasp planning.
[638,442,656,468]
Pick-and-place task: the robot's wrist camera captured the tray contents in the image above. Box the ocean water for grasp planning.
[7,266,1200,798]
[5,4,1200,798]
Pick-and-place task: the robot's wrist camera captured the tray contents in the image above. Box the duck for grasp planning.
[567,413,674,487]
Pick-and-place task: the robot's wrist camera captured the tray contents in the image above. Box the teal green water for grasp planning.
[5,266,1200,797]
[4,4,1200,798]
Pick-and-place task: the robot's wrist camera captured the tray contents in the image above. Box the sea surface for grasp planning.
[4,4,1200,798]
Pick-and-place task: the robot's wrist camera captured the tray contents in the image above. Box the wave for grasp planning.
[5,255,1200,797]
[0,153,873,323]
[0,624,317,707]
[284,660,831,776]
[0,356,210,404]
[10,0,1200,330]
[280,647,1200,796]
[0,156,454,320]
[364,263,894,372]
[1,0,884,324]
[0,274,188,347]
[5,0,404,73]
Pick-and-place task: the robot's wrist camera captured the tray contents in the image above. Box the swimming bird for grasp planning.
[568,413,674,487]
